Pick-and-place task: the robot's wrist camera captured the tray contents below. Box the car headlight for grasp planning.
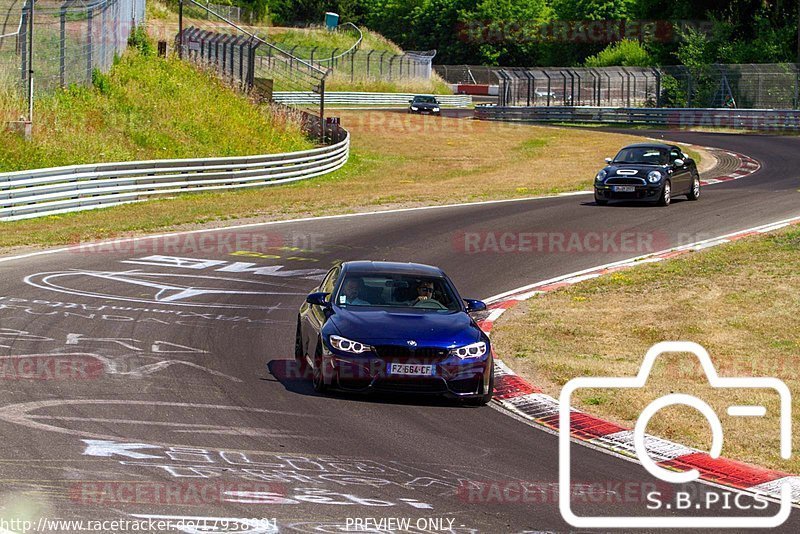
[411,106,419,111]
[329,335,371,354]
[433,107,440,112]
[450,341,487,360]
[647,170,663,183]
[595,170,607,182]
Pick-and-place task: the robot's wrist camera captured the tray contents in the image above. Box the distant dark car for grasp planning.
[295,261,493,405]
[594,143,701,206]
[408,95,441,115]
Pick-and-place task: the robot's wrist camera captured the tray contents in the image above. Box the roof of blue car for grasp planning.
[343,261,444,276]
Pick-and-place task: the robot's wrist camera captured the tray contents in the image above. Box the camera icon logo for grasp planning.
[559,341,793,529]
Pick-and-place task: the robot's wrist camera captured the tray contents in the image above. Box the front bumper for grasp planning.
[595,183,663,201]
[409,108,441,115]
[322,350,492,399]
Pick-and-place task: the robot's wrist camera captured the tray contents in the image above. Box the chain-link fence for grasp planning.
[495,64,800,109]
[434,65,497,85]
[175,0,335,141]
[1,0,145,124]
[288,46,435,84]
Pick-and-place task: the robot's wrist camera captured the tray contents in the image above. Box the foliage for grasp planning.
[584,39,653,67]
[232,0,799,68]
[127,25,155,57]
[0,39,312,172]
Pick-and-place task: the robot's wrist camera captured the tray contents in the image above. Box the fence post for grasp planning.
[60,2,67,87]
[100,2,107,70]
[654,68,661,107]
[794,68,799,109]
[86,7,93,83]
[27,0,34,126]
[350,50,355,83]
[20,1,28,83]
[319,78,326,144]
[178,0,184,59]
[366,50,373,77]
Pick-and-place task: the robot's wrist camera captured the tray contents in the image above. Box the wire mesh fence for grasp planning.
[287,46,436,85]
[494,64,800,109]
[1,0,145,124]
[434,65,497,85]
[175,0,335,141]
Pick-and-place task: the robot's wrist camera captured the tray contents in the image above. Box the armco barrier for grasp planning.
[475,106,800,130]
[0,133,349,221]
[273,91,472,108]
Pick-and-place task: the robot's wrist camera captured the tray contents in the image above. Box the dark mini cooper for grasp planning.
[295,261,493,405]
[594,143,701,206]
[408,95,441,115]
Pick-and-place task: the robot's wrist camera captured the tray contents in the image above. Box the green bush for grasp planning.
[91,69,112,94]
[128,25,154,57]
[584,39,654,67]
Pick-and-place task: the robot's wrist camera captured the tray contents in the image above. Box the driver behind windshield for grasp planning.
[341,278,370,305]
[413,280,437,305]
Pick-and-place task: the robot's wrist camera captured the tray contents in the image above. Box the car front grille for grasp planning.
[606,177,646,185]
[373,345,449,362]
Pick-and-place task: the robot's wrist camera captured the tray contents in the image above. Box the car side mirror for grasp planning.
[306,292,330,307]
[409,99,413,104]
[464,299,487,313]
[673,158,685,167]
[605,157,612,164]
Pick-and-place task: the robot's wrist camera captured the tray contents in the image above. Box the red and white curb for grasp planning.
[480,214,800,505]
[698,149,761,186]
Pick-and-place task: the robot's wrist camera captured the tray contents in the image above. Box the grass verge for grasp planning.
[0,41,312,172]
[0,112,653,251]
[492,225,800,473]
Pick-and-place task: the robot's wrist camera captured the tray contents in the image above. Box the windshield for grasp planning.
[335,273,461,311]
[413,96,437,104]
[613,147,668,165]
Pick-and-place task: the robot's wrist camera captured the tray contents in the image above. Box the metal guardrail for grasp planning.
[474,106,800,130]
[274,91,472,107]
[0,133,350,221]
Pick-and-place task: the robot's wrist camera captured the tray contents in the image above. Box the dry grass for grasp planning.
[492,226,800,473]
[0,112,651,251]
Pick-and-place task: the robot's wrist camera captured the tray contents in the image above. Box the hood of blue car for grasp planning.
[329,307,481,346]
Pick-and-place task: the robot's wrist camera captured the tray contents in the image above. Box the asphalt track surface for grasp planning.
[0,127,798,533]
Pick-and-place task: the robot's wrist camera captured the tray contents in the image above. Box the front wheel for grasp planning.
[687,174,701,201]
[657,180,671,207]
[312,340,328,393]
[294,319,308,376]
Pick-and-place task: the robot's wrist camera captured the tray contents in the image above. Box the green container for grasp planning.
[325,12,339,30]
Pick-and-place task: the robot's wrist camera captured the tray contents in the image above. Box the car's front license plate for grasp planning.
[387,363,435,376]
[613,185,637,192]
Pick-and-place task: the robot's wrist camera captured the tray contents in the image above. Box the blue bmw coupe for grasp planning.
[295,261,493,405]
